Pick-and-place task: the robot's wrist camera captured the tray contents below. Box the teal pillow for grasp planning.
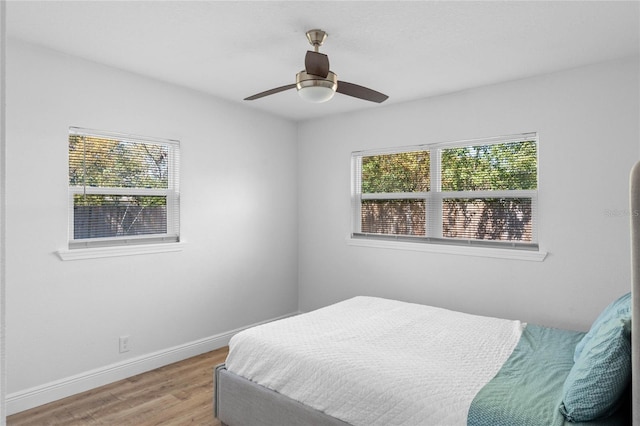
[560,317,631,422]
[574,292,631,362]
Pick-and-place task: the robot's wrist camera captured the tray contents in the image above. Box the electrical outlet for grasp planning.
[119,335,130,353]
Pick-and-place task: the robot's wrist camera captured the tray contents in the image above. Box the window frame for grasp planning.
[351,133,542,256]
[66,127,180,251]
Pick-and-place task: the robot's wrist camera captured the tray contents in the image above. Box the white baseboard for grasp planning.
[6,311,299,416]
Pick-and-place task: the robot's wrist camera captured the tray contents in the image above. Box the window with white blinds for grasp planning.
[351,133,538,250]
[68,127,180,249]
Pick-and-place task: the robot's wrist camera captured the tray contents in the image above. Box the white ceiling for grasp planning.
[6,1,640,122]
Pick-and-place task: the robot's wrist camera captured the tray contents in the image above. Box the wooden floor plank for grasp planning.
[7,347,228,426]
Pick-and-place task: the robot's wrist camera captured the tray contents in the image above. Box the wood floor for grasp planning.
[7,346,229,426]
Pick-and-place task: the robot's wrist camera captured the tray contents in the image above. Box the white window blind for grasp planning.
[351,133,538,250]
[68,127,180,249]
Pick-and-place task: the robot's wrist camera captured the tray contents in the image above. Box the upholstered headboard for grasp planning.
[629,160,640,424]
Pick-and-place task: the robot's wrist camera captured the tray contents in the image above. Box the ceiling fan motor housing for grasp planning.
[296,70,338,103]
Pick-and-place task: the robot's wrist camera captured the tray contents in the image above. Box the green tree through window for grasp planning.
[68,129,179,247]
[353,135,538,247]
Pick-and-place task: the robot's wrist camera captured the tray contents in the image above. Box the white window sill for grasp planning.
[346,237,547,261]
[57,242,185,261]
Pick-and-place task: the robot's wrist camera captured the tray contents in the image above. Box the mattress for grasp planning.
[225,296,524,426]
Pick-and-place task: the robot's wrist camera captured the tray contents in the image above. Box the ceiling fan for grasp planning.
[244,29,389,104]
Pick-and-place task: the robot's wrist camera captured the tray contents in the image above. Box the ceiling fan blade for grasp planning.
[305,51,330,78]
[244,84,296,101]
[336,81,388,103]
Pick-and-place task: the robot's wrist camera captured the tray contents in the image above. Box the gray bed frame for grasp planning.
[215,364,350,426]
[215,160,640,426]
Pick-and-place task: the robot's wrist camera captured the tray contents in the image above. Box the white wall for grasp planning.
[298,57,640,332]
[5,39,298,405]
[0,2,7,424]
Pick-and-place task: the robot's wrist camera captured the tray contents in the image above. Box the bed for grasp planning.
[214,161,640,426]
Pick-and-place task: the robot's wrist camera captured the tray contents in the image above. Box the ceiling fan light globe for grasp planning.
[298,86,335,103]
[296,71,338,103]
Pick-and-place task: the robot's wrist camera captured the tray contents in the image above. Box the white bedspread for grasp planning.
[225,296,524,426]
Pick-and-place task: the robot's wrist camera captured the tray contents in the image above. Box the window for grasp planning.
[68,127,180,249]
[351,133,538,250]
